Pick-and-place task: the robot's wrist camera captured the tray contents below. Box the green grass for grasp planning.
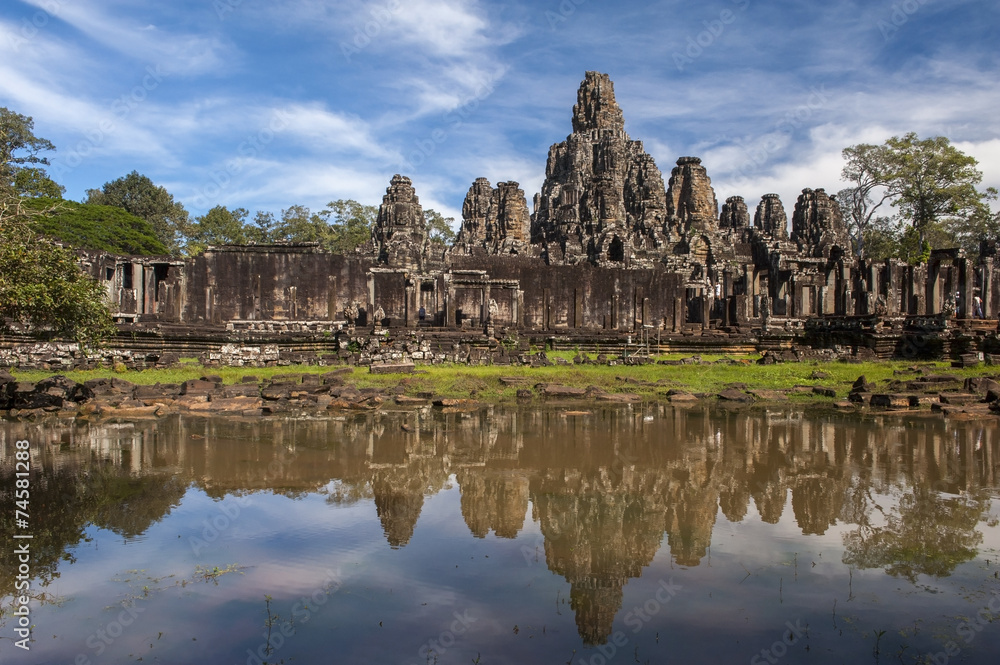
[12,354,997,403]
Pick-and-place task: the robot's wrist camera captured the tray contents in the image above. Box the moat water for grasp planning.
[2,405,1000,665]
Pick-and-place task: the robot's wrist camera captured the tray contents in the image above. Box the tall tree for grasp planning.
[425,208,456,247]
[327,199,377,253]
[274,204,337,246]
[838,142,894,258]
[86,171,189,254]
[840,133,994,259]
[186,205,249,254]
[885,133,987,241]
[246,210,278,244]
[0,110,115,345]
[0,106,64,198]
[272,200,377,252]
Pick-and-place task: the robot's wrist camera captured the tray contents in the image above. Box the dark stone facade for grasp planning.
[57,72,1000,362]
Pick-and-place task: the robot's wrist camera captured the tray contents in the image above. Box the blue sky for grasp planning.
[1,0,998,226]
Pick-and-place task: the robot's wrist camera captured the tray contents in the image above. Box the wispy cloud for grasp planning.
[19,0,234,75]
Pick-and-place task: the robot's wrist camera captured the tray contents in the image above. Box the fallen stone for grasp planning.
[718,389,753,403]
[222,383,261,398]
[433,398,480,408]
[870,394,911,409]
[812,386,837,398]
[181,379,219,396]
[748,389,788,401]
[596,393,642,403]
[937,393,979,406]
[395,395,429,405]
[833,401,855,410]
[537,384,588,397]
[965,377,1000,394]
[369,363,415,374]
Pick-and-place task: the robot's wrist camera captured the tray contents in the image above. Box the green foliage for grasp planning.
[247,210,278,243]
[274,204,335,246]
[425,208,456,246]
[86,170,190,254]
[840,133,994,259]
[1,107,63,198]
[273,199,376,252]
[0,109,115,346]
[25,197,168,255]
[0,198,116,346]
[885,133,986,235]
[186,205,249,254]
[327,199,377,253]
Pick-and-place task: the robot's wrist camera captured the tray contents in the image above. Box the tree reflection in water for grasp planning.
[1,406,998,649]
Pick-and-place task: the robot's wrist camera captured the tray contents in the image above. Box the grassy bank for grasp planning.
[10,353,1000,403]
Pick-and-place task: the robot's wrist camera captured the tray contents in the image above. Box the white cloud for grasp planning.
[20,0,234,75]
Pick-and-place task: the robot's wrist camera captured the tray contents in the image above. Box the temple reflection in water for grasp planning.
[2,406,997,646]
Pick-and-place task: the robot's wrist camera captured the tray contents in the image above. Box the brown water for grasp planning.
[2,405,1000,665]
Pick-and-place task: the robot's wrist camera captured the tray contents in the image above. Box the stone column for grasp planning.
[405,280,416,328]
[982,259,994,318]
[960,258,974,319]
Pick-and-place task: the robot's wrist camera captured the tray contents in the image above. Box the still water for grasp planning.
[2,405,1000,665]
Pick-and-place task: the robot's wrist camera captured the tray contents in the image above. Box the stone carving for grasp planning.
[666,156,719,238]
[370,174,428,270]
[453,179,532,255]
[791,188,850,259]
[754,193,788,240]
[531,71,669,267]
[720,196,749,230]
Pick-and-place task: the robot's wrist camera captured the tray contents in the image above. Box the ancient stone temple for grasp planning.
[22,70,999,368]
[369,174,428,271]
[451,178,532,256]
[531,71,669,268]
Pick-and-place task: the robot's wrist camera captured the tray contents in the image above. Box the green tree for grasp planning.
[271,200,376,252]
[0,111,115,346]
[885,133,987,241]
[247,210,277,244]
[26,197,168,256]
[274,204,336,246]
[425,208,456,246]
[0,198,116,345]
[186,205,249,254]
[838,142,895,258]
[327,199,376,253]
[86,171,190,254]
[841,134,992,253]
[0,107,64,198]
